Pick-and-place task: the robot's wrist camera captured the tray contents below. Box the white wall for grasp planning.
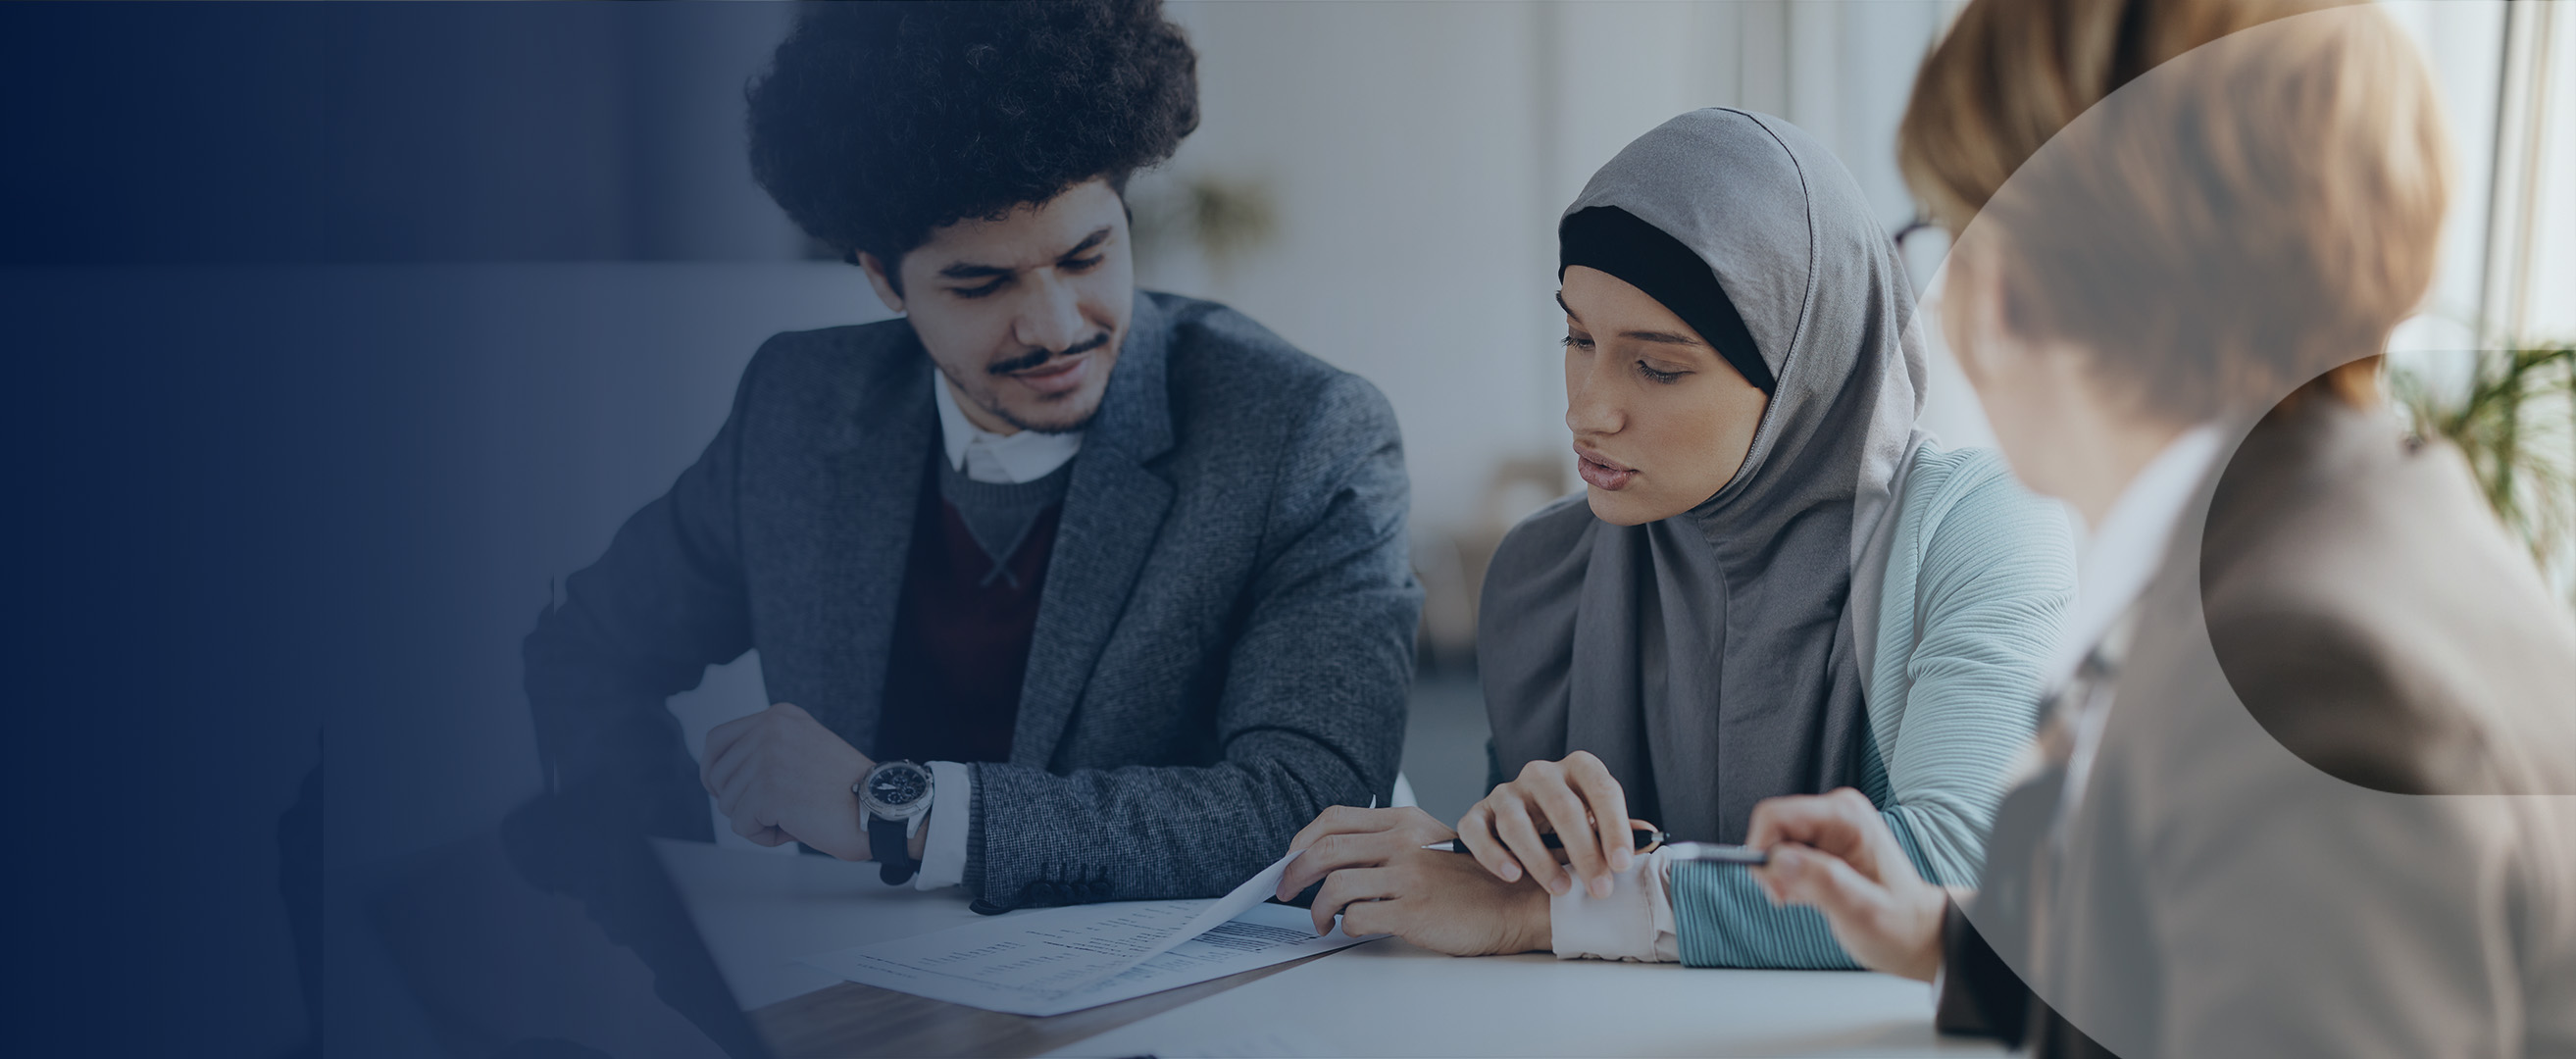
[2383,1,2511,358]
[1145,2,1562,535]
[2522,5,2576,340]
[1149,1,1967,538]
[2524,5,2576,341]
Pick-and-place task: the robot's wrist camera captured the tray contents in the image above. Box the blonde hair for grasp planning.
[1898,0,2450,418]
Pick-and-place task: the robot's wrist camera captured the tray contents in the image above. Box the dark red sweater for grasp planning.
[873,470,1062,765]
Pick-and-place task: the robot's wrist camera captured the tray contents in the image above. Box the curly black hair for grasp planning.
[746,0,1199,272]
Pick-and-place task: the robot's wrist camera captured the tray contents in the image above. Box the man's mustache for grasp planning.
[988,331,1112,376]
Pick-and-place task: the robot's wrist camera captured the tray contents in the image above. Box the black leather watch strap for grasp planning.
[870,813,919,884]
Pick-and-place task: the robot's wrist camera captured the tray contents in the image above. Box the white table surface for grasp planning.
[1048,940,2004,1058]
[658,836,1010,1010]
[659,838,2004,1058]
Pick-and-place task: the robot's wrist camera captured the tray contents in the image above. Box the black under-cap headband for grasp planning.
[1558,206,1774,394]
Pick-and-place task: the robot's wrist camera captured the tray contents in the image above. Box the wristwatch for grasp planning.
[858,760,934,884]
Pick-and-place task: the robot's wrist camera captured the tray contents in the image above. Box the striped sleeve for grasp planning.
[1664,741,1940,968]
[1871,453,2072,886]
[1668,448,2074,969]
[1670,858,1861,968]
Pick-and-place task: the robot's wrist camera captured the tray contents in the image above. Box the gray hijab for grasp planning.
[1480,109,1927,844]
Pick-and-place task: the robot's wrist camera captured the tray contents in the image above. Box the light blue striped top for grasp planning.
[1668,442,2073,968]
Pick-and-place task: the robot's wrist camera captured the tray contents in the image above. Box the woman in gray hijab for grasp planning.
[1277,109,2072,967]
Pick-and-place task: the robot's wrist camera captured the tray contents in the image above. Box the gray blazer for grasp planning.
[524,291,1421,911]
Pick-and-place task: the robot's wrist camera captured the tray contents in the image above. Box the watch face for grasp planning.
[867,763,930,809]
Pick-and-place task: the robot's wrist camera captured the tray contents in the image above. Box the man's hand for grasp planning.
[1745,788,1947,982]
[1275,806,1550,956]
[1276,805,1457,900]
[700,702,874,861]
[1456,751,1636,899]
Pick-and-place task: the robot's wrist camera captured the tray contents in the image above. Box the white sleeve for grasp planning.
[912,760,973,890]
[1549,851,1680,962]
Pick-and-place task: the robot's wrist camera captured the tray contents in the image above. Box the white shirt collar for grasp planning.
[2043,424,2228,687]
[932,372,1084,485]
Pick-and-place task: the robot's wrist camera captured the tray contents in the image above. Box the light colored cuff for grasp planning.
[1549,851,1680,962]
[913,761,972,890]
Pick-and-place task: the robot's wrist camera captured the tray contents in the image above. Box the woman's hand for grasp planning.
[1273,805,1550,955]
[1455,751,1635,899]
[1745,788,1947,982]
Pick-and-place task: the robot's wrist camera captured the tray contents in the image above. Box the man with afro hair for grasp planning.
[524,0,1420,912]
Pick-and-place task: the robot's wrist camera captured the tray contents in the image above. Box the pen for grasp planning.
[1657,841,1769,866]
[1422,827,1664,855]
[1421,832,1770,867]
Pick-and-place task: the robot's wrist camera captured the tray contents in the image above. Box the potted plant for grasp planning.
[2393,341,2576,606]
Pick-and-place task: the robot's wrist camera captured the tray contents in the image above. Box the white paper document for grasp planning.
[799,849,1384,1016]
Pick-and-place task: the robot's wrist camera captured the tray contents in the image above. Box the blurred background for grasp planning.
[431,0,2564,829]
[1136,0,2573,824]
[0,3,2564,1055]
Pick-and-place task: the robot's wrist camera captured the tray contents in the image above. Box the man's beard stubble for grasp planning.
[951,329,1114,435]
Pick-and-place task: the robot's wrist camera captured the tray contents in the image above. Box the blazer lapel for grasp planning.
[1012,294,1179,768]
[814,348,936,754]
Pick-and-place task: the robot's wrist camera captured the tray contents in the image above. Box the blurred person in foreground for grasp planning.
[1278,109,2075,967]
[1745,1,2576,1056]
[520,0,1418,912]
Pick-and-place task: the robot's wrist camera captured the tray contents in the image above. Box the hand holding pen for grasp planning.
[1424,827,1769,865]
[1450,751,1761,899]
[1453,751,1639,898]
[1452,752,1772,901]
